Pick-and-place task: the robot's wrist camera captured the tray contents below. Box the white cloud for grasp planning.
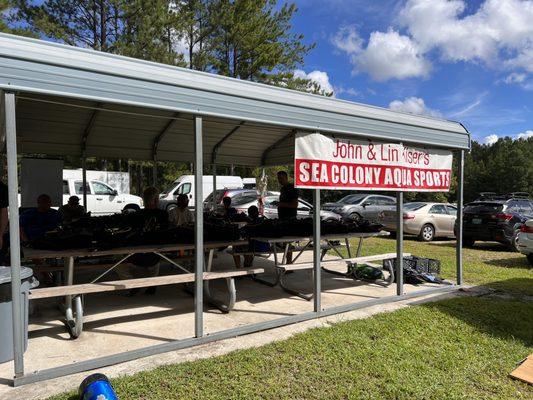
[482,130,532,145]
[332,27,431,81]
[333,0,533,82]
[504,72,527,84]
[357,30,431,81]
[399,0,533,67]
[506,47,533,73]
[294,69,334,94]
[331,26,363,54]
[516,130,533,139]
[484,134,499,145]
[335,86,360,97]
[388,97,442,118]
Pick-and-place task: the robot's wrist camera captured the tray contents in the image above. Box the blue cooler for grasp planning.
[79,373,118,400]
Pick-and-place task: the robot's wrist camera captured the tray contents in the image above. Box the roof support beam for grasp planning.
[211,121,245,164]
[152,113,180,161]
[0,90,5,153]
[81,103,103,157]
[260,130,296,166]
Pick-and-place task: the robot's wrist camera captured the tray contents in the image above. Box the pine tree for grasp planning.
[117,0,186,65]
[1,0,35,36]
[208,0,314,82]
[175,0,217,70]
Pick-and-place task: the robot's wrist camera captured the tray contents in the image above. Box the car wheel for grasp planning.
[122,203,140,213]
[166,203,177,212]
[349,212,362,222]
[509,229,521,252]
[527,254,533,266]
[463,238,475,248]
[419,224,435,242]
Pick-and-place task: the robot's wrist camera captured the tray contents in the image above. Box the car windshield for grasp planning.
[263,196,279,208]
[232,192,258,206]
[464,202,504,213]
[404,202,427,211]
[338,194,366,204]
[160,182,179,196]
[204,190,227,204]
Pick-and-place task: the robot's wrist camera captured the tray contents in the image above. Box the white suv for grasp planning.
[517,219,533,266]
[63,179,143,216]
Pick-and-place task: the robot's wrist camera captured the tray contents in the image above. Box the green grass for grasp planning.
[352,237,533,296]
[48,238,533,400]
[49,296,532,400]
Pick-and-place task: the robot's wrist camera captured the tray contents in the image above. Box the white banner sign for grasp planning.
[294,132,453,192]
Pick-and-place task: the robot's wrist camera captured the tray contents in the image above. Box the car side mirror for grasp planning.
[362,202,369,207]
[112,190,118,196]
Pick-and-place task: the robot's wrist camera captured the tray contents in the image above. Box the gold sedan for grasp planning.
[380,202,457,242]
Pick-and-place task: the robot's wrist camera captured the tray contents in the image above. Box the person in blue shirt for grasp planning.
[20,194,61,244]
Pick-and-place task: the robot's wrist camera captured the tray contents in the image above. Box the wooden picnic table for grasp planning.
[25,240,250,338]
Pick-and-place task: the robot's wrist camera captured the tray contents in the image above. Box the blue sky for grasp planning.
[289,0,533,144]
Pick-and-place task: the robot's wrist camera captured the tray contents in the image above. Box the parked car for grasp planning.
[63,179,143,216]
[204,189,259,212]
[262,196,341,221]
[160,175,243,210]
[517,219,533,265]
[206,191,341,221]
[381,202,457,242]
[322,194,396,222]
[460,194,533,251]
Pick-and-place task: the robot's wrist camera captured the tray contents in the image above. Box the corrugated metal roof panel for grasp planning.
[0,33,470,157]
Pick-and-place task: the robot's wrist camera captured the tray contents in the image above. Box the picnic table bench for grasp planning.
[25,240,252,338]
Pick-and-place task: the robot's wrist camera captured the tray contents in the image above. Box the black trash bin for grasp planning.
[0,266,38,363]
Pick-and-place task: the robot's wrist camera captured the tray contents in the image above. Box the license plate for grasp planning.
[472,218,482,224]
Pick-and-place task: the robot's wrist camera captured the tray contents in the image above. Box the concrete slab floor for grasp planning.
[0,252,458,399]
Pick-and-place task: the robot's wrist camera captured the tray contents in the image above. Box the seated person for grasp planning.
[20,194,61,244]
[117,187,168,296]
[233,206,269,269]
[169,194,194,226]
[58,195,86,224]
[221,196,237,220]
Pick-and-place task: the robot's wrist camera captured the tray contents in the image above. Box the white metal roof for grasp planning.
[0,33,470,166]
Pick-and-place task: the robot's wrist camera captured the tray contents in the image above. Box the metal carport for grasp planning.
[0,33,470,386]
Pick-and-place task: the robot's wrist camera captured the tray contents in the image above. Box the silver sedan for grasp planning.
[381,202,457,241]
[232,194,341,221]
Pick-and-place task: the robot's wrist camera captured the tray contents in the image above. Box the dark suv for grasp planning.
[461,194,533,251]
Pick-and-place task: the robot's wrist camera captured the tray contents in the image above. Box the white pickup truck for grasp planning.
[62,175,143,216]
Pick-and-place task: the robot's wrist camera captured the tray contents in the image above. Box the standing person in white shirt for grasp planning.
[169,194,194,226]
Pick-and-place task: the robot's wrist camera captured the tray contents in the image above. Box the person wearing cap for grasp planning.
[59,195,86,224]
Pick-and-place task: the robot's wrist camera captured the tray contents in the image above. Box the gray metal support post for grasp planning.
[212,164,217,211]
[313,189,321,313]
[152,158,157,187]
[5,92,24,377]
[456,150,464,285]
[396,191,404,296]
[81,156,87,212]
[194,116,204,337]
